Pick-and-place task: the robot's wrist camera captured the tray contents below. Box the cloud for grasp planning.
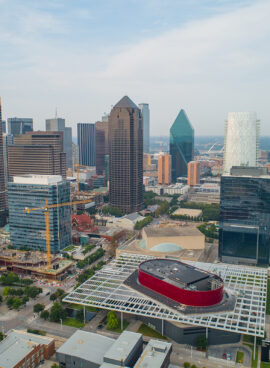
[0,0,269,136]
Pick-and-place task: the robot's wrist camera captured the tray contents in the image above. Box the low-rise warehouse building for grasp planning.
[0,330,55,368]
[56,330,171,368]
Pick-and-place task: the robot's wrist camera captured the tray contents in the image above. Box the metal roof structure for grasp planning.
[64,253,267,337]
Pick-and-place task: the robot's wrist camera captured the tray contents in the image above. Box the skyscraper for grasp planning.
[223,112,259,174]
[95,121,109,175]
[46,117,72,169]
[188,161,200,186]
[170,109,194,182]
[8,131,66,180]
[158,153,171,185]
[8,175,71,253]
[219,167,270,266]
[109,96,143,213]
[3,133,14,185]
[77,123,96,166]
[0,97,7,226]
[8,117,33,135]
[139,103,150,153]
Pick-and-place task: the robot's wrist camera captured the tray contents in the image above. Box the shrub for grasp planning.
[184,362,190,368]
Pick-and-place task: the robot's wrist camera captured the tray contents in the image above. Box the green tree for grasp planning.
[6,297,14,309]
[0,332,4,341]
[40,310,50,320]
[22,296,29,305]
[50,293,57,301]
[195,335,208,350]
[184,363,190,368]
[102,206,123,217]
[12,297,22,310]
[0,295,2,304]
[51,364,59,368]
[5,272,19,285]
[107,310,118,330]
[24,286,42,299]
[3,286,10,296]
[33,303,45,313]
[49,302,67,322]
[191,365,197,368]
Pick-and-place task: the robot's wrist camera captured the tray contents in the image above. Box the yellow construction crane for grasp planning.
[24,198,92,269]
[210,158,223,177]
[73,163,90,193]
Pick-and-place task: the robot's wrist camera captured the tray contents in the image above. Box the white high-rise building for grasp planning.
[139,103,150,153]
[223,112,259,174]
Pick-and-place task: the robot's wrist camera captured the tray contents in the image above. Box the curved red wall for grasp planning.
[138,269,223,307]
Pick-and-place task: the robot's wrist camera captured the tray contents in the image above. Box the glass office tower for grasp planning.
[8,117,33,135]
[8,175,71,253]
[219,167,270,265]
[77,123,96,166]
[170,109,194,182]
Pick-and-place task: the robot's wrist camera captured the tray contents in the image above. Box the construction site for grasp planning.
[0,245,75,280]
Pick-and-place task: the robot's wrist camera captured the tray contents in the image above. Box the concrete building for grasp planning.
[112,212,145,230]
[140,224,205,251]
[8,131,66,180]
[158,153,171,185]
[46,117,73,169]
[170,109,194,181]
[0,98,7,226]
[8,175,71,253]
[109,96,143,213]
[56,330,144,368]
[77,123,96,166]
[8,117,33,135]
[188,161,200,186]
[139,103,150,153]
[0,330,55,368]
[72,142,79,167]
[56,330,171,368]
[223,112,259,174]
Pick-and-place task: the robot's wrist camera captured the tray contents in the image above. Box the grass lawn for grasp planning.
[261,363,270,368]
[62,245,76,252]
[236,351,244,364]
[137,323,168,340]
[244,343,258,368]
[107,320,129,333]
[62,318,85,328]
[68,304,99,313]
[243,335,254,343]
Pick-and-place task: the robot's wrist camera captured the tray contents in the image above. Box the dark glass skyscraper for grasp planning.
[8,117,33,135]
[170,109,194,182]
[77,123,96,166]
[219,167,270,266]
[109,96,143,213]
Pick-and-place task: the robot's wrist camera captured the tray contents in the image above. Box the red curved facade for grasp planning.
[138,260,224,307]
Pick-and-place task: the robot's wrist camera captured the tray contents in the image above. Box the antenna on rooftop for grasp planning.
[55,107,58,119]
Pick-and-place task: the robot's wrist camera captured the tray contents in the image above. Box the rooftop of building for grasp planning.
[57,330,114,365]
[140,259,221,291]
[122,212,145,223]
[114,95,138,109]
[143,224,202,238]
[225,166,270,178]
[13,174,63,185]
[172,208,202,217]
[134,339,172,368]
[103,331,142,363]
[0,330,53,368]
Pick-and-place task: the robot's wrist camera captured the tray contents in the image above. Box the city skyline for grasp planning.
[1,1,270,136]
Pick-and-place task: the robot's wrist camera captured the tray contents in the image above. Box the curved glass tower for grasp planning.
[170,109,194,182]
[223,112,259,174]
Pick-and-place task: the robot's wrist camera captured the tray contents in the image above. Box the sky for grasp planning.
[1,0,270,136]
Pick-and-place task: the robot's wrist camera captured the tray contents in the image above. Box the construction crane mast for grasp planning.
[25,198,92,269]
[73,163,90,193]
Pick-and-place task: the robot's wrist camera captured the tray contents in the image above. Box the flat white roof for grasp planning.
[13,174,63,185]
[64,253,267,337]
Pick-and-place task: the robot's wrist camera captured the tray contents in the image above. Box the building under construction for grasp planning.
[0,247,74,281]
[8,175,71,253]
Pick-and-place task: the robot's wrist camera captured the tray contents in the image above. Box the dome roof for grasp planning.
[151,243,182,253]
